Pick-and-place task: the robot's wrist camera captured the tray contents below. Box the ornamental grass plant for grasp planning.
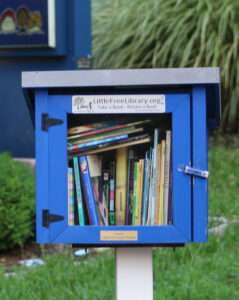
[92,0,239,131]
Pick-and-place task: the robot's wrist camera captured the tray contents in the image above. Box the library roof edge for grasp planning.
[22,68,220,88]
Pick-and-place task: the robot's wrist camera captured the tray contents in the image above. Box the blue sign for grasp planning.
[0,0,55,48]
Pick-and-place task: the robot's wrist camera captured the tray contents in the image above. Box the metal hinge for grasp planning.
[42,113,63,132]
[42,209,64,228]
[184,166,209,179]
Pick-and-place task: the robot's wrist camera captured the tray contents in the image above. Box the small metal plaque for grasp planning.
[100,231,138,241]
[72,95,165,114]
[77,57,91,69]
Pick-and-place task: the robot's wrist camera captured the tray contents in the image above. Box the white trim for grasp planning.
[47,0,56,48]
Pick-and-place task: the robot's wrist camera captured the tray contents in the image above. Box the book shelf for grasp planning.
[22,68,221,246]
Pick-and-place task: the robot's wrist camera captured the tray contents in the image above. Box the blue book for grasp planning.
[150,129,159,225]
[69,134,128,151]
[78,156,100,225]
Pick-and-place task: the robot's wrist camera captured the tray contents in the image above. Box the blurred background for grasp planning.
[0,0,238,299]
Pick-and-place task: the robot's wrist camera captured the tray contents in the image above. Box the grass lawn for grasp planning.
[0,135,238,299]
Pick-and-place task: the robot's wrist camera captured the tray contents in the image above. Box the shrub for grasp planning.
[92,0,239,131]
[0,153,35,251]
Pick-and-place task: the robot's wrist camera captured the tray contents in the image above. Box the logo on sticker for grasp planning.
[73,96,93,112]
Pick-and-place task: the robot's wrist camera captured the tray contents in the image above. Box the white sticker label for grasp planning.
[72,94,165,114]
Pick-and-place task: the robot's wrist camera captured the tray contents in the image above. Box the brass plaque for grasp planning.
[100,231,138,241]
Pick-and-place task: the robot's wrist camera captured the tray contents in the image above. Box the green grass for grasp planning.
[0,251,115,300]
[0,136,239,299]
[209,135,239,219]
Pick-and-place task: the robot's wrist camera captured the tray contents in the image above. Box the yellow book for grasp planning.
[138,159,145,225]
[159,140,165,225]
[154,144,161,225]
[134,162,140,225]
[115,147,128,225]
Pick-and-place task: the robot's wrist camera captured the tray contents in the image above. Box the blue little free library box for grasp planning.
[22,68,221,247]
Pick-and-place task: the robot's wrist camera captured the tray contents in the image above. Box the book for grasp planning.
[78,156,100,225]
[68,134,151,158]
[68,167,74,226]
[132,161,138,226]
[146,148,154,225]
[141,151,150,225]
[103,169,110,212]
[68,126,144,145]
[87,155,109,226]
[109,161,116,225]
[135,161,141,225]
[69,134,128,151]
[68,119,150,138]
[73,157,85,226]
[138,159,145,225]
[163,131,171,225]
[126,150,137,225]
[68,121,114,135]
[115,147,128,225]
[150,129,159,225]
[154,144,161,225]
[80,172,90,225]
[159,140,166,225]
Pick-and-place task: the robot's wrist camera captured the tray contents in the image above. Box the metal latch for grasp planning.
[42,209,64,228]
[42,113,63,132]
[184,166,209,179]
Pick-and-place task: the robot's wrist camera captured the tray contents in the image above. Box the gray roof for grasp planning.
[22,68,221,127]
[22,67,220,88]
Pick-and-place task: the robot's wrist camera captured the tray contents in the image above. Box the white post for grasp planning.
[115,247,153,300]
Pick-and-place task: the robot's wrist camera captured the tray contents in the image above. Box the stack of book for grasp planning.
[67,118,172,226]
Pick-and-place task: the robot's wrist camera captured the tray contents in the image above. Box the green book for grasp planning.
[132,162,138,226]
[73,157,85,225]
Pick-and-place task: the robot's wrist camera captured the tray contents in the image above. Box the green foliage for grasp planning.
[0,153,35,251]
[92,0,239,131]
[0,251,115,300]
[0,139,239,298]
[209,135,239,218]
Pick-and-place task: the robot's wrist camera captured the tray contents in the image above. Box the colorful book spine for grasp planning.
[132,161,138,225]
[68,134,151,158]
[88,155,109,226]
[135,162,140,225]
[68,119,150,137]
[73,157,85,226]
[138,159,145,226]
[115,147,128,225]
[164,131,172,225]
[78,156,100,225]
[68,167,74,226]
[68,125,142,145]
[69,134,128,151]
[142,151,149,225]
[110,161,116,225]
[146,148,154,225]
[150,129,159,225]
[126,149,134,225]
[103,170,110,210]
[109,161,116,225]
[159,140,166,225]
[154,144,161,225]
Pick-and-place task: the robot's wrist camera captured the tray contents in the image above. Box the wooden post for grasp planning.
[115,248,153,300]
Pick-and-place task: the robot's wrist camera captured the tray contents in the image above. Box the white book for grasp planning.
[163,131,171,225]
[150,128,159,225]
